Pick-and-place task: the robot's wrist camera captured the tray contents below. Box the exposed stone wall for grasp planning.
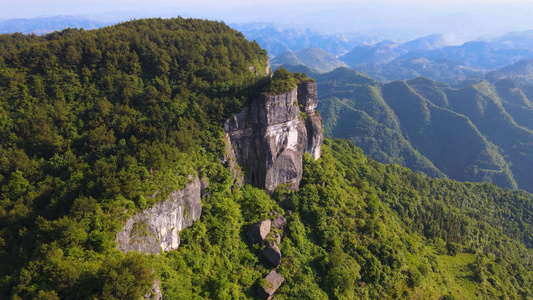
[224,81,323,193]
[116,175,204,254]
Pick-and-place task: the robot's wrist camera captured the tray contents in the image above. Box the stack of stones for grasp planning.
[247,213,287,299]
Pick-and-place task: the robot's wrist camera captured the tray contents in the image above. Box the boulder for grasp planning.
[272,214,286,232]
[261,241,281,267]
[247,219,272,244]
[257,270,285,300]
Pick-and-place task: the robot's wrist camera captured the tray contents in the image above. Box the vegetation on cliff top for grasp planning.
[263,66,313,95]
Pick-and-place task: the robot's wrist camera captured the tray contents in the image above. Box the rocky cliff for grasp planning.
[116,175,204,254]
[224,81,323,193]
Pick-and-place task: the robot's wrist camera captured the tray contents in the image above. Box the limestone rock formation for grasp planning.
[224,81,323,193]
[116,175,203,254]
[257,270,285,300]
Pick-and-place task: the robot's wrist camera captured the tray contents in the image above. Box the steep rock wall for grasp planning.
[224,81,322,193]
[298,81,323,160]
[116,175,203,254]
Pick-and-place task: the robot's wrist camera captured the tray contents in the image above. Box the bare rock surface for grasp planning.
[116,176,203,254]
[224,81,323,193]
[257,270,285,300]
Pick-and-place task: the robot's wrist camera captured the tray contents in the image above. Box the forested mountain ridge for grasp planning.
[317,68,533,193]
[486,58,533,86]
[0,18,532,300]
[0,17,272,299]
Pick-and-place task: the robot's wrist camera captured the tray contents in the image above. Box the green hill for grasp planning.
[294,47,346,73]
[486,59,533,86]
[270,51,305,68]
[1,18,533,300]
[271,47,346,73]
[318,85,445,179]
[0,17,271,299]
[493,78,533,131]
[277,63,320,77]
[318,69,533,192]
[339,44,398,66]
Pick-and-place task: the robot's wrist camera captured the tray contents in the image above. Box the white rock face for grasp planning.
[286,126,299,151]
[224,81,323,193]
[116,176,203,254]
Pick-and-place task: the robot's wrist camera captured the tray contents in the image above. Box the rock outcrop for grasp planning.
[251,214,286,268]
[116,175,204,254]
[257,270,285,300]
[224,81,322,193]
[298,82,322,160]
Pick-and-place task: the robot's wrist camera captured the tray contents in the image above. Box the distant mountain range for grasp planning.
[3,18,533,85]
[315,68,533,193]
[231,23,364,57]
[0,16,108,34]
[341,38,533,84]
[490,30,533,49]
[486,59,533,86]
[271,47,346,73]
[251,27,533,84]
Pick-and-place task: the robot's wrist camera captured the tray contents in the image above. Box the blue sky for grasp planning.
[2,0,533,41]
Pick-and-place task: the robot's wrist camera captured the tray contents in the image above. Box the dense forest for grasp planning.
[0,18,532,299]
[0,17,271,299]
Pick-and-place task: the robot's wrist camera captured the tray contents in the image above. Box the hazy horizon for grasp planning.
[2,0,533,43]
